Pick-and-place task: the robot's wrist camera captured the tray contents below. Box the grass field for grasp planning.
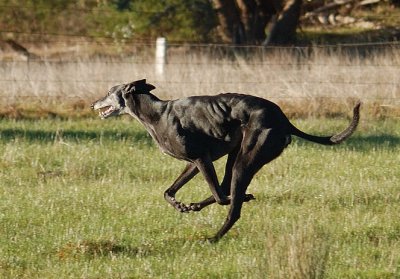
[0,115,399,278]
[1,43,399,278]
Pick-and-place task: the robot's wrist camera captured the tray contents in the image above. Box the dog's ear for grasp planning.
[124,82,136,94]
[135,79,156,92]
[124,79,156,94]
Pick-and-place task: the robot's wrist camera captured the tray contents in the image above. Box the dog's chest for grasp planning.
[141,121,188,160]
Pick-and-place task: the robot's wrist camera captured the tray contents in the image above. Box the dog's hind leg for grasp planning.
[164,163,199,212]
[208,161,252,242]
[209,128,288,242]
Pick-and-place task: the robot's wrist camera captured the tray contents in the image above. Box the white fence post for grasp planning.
[155,37,167,77]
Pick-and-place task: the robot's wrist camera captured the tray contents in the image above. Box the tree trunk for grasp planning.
[264,0,302,45]
[212,0,246,44]
[212,0,302,45]
[236,0,257,43]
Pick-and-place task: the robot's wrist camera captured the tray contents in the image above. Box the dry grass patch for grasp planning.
[1,46,399,119]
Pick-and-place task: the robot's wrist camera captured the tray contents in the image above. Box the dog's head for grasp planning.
[91,79,155,119]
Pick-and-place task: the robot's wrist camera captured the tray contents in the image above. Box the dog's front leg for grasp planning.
[188,147,255,211]
[164,163,199,212]
[194,156,230,206]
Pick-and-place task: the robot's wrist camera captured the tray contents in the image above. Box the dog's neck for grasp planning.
[126,91,165,124]
[125,92,169,149]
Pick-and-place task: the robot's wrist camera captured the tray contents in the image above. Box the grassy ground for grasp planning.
[0,116,399,278]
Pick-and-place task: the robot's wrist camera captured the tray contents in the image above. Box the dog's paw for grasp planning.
[174,202,191,213]
[188,203,202,211]
[244,194,256,202]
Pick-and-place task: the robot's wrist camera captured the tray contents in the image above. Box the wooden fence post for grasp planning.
[155,37,167,76]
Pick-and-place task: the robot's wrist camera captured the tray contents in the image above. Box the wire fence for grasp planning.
[1,37,399,104]
[3,29,400,47]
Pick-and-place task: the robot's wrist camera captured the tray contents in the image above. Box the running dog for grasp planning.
[91,79,360,242]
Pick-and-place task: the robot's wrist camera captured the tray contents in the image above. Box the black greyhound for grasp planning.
[91,79,360,242]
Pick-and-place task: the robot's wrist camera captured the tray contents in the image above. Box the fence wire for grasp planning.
[1,39,399,103]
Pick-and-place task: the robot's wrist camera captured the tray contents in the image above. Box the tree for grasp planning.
[129,0,217,42]
[211,0,302,45]
[0,0,302,45]
[264,0,302,45]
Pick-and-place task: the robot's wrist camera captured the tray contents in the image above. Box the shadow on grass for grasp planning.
[57,240,152,259]
[345,135,400,149]
[56,237,204,260]
[294,134,400,150]
[1,128,399,150]
[0,128,153,145]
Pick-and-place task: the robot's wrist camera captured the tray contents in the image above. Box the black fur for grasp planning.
[91,79,361,242]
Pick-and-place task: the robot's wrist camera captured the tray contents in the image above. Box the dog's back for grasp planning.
[169,93,289,139]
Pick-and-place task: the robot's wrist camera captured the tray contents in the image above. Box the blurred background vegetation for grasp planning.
[1,0,399,44]
[0,0,217,43]
[0,0,399,119]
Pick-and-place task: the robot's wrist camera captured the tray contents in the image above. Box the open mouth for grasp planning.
[99,106,116,118]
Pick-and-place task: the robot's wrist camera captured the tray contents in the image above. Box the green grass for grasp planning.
[0,116,399,278]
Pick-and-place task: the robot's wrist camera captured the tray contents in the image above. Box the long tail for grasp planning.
[289,102,361,145]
